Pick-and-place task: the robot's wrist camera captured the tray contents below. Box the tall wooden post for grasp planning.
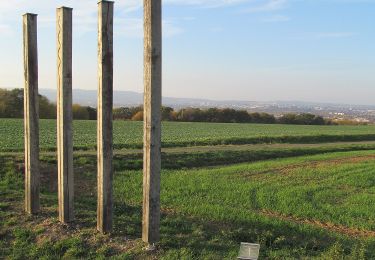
[57,7,74,223]
[23,13,40,215]
[97,0,114,234]
[143,0,162,244]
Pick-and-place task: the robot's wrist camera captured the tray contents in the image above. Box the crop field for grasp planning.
[1,150,375,258]
[2,119,375,151]
[1,119,375,259]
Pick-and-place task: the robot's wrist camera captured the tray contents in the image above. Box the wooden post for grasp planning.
[57,7,74,223]
[23,13,40,215]
[143,0,162,244]
[97,0,114,234]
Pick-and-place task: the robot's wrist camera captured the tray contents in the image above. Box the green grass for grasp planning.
[2,119,375,151]
[1,150,375,259]
[156,152,375,231]
[2,118,375,258]
[28,141,375,170]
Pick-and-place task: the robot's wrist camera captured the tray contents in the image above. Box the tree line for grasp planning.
[113,106,334,125]
[0,88,338,125]
[0,88,96,120]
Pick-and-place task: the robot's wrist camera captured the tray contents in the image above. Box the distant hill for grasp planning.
[39,88,375,110]
[37,88,375,122]
[39,88,261,109]
[40,89,142,107]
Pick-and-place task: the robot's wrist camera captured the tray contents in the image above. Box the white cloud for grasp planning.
[1,0,364,38]
[0,0,275,37]
[0,0,188,38]
[9,0,298,37]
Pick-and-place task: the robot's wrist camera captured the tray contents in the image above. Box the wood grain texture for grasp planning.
[23,13,40,215]
[57,7,74,223]
[142,0,162,244]
[97,1,114,234]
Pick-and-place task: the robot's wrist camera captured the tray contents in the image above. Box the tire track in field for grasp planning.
[241,155,375,238]
[240,154,375,179]
[258,209,375,238]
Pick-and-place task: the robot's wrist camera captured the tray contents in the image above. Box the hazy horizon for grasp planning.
[1,0,375,105]
[4,86,375,107]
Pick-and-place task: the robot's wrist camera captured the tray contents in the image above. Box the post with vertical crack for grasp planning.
[57,7,74,223]
[23,13,40,215]
[97,0,114,234]
[143,0,162,244]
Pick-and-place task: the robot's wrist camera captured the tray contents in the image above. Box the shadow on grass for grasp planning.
[1,154,374,259]
[34,143,375,172]
[72,189,370,259]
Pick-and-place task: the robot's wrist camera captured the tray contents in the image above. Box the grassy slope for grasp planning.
[2,119,375,151]
[3,141,375,171]
[1,151,375,259]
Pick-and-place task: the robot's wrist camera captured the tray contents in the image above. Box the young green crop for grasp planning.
[114,150,375,258]
[2,119,375,151]
[1,150,374,258]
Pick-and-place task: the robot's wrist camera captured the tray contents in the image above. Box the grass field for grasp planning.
[2,119,375,151]
[1,119,375,259]
[1,151,375,259]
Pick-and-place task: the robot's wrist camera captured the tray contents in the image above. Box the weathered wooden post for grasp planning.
[142,0,162,244]
[23,13,40,215]
[57,6,74,223]
[97,0,114,234]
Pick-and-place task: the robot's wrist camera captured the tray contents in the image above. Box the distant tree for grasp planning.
[72,104,90,120]
[114,107,132,120]
[0,88,57,119]
[259,113,276,124]
[296,113,315,124]
[132,111,143,121]
[311,115,325,125]
[39,95,56,119]
[278,113,297,124]
[11,89,24,117]
[235,110,251,123]
[0,88,331,125]
[87,106,97,120]
[218,108,237,123]
[206,108,220,122]
[0,88,23,118]
[249,112,261,123]
[113,106,143,120]
[177,108,202,122]
[161,106,174,121]
[278,113,327,125]
[170,111,178,121]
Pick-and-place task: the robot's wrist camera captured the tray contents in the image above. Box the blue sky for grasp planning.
[1,0,375,105]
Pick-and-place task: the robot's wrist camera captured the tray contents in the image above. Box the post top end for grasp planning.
[57,6,73,10]
[23,13,38,17]
[98,1,115,4]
